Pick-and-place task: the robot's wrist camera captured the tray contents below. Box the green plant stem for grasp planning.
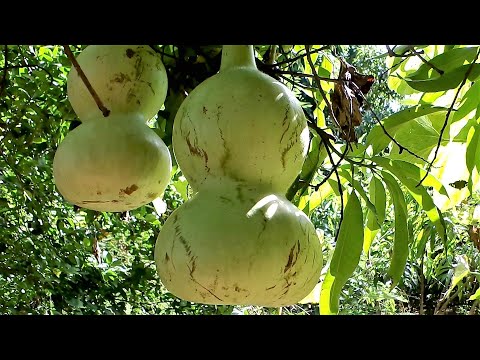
[220,45,256,71]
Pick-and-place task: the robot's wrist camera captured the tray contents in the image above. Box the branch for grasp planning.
[62,45,110,118]
[415,53,444,75]
[148,45,177,59]
[349,81,429,164]
[279,74,317,91]
[469,299,479,315]
[435,286,462,315]
[274,69,342,83]
[416,48,480,187]
[263,46,330,67]
[305,45,340,128]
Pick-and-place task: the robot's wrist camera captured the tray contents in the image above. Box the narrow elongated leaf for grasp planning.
[364,210,379,255]
[469,288,480,301]
[371,175,387,224]
[409,47,479,80]
[373,156,447,246]
[452,81,480,123]
[320,190,363,314]
[387,159,449,197]
[415,226,432,259]
[406,64,480,93]
[337,168,376,215]
[381,171,409,288]
[363,176,386,254]
[366,105,448,155]
[466,123,480,194]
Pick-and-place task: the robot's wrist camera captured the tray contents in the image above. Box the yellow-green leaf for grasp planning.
[320,190,363,314]
[381,171,409,288]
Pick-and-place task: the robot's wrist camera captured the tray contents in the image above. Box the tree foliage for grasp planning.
[1,45,479,315]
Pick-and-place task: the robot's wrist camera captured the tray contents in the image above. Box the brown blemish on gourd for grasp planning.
[119,184,138,195]
[203,106,207,114]
[279,104,291,143]
[111,73,131,84]
[126,48,135,58]
[185,132,210,172]
[284,240,301,273]
[147,192,158,199]
[96,191,102,195]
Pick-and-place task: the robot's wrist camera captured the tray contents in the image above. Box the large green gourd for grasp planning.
[67,45,168,123]
[172,45,309,194]
[53,113,172,212]
[154,179,322,307]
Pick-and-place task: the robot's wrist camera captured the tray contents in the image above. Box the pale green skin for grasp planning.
[154,179,322,307]
[53,113,172,212]
[67,45,168,123]
[172,66,310,194]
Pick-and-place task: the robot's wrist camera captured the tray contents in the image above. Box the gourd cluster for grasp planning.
[53,45,172,212]
[154,46,323,307]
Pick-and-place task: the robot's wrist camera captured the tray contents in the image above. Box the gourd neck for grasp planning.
[220,45,257,72]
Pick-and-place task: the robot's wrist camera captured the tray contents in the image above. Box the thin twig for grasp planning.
[62,45,110,118]
[469,299,479,315]
[274,69,342,83]
[305,45,340,128]
[263,46,330,67]
[417,48,480,187]
[279,74,317,91]
[325,141,346,244]
[0,45,8,97]
[350,81,429,164]
[435,287,462,315]
[415,53,444,75]
[148,45,177,59]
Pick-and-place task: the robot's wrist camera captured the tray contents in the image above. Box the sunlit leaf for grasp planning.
[465,123,480,194]
[373,157,447,245]
[445,255,470,298]
[406,64,480,93]
[381,171,409,288]
[320,190,363,314]
[366,105,448,155]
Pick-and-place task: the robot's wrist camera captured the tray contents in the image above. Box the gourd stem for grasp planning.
[220,45,257,72]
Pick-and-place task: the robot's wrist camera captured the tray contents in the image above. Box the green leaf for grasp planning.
[405,64,480,93]
[409,47,479,80]
[370,175,386,224]
[172,177,189,201]
[465,124,480,194]
[337,168,376,215]
[452,81,480,123]
[381,171,409,288]
[363,176,386,254]
[445,255,470,298]
[144,214,158,223]
[320,190,363,314]
[386,159,449,197]
[469,287,480,301]
[366,105,447,155]
[373,157,447,246]
[415,226,431,259]
[364,210,379,255]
